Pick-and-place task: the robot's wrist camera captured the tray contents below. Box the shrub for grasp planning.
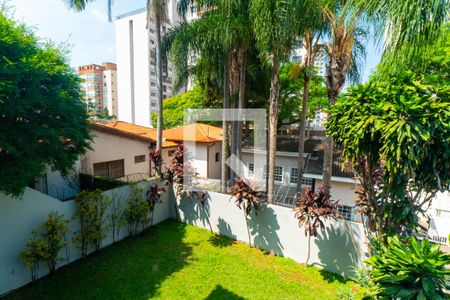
[21,211,69,280]
[146,183,166,225]
[366,236,450,299]
[123,184,151,236]
[293,188,340,264]
[149,148,163,177]
[73,190,110,257]
[79,173,125,191]
[108,190,125,243]
[229,178,264,246]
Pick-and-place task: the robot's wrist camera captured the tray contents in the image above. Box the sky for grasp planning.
[12,0,381,82]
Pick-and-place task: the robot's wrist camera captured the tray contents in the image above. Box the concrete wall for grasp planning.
[0,179,172,296]
[177,191,368,277]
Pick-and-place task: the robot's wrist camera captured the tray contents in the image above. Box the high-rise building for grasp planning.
[78,62,118,116]
[115,4,179,127]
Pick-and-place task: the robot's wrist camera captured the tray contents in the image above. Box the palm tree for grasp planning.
[168,0,254,192]
[250,0,306,203]
[64,0,168,151]
[148,0,169,151]
[294,30,324,192]
[319,0,449,194]
[313,0,367,194]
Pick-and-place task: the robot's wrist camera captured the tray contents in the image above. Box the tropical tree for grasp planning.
[0,11,91,196]
[309,0,368,194]
[293,187,340,264]
[327,71,450,240]
[250,0,306,203]
[166,0,255,192]
[320,0,449,193]
[148,0,169,151]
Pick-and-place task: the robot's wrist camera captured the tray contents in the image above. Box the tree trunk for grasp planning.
[155,16,163,151]
[221,58,230,193]
[306,230,311,265]
[267,60,281,204]
[323,55,344,195]
[236,50,246,166]
[297,73,310,192]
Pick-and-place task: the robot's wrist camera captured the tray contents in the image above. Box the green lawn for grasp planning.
[5,220,360,300]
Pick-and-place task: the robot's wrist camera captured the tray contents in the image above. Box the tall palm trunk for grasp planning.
[297,33,312,192]
[296,73,309,192]
[267,59,281,204]
[155,15,163,150]
[323,55,345,194]
[221,57,230,193]
[236,50,246,165]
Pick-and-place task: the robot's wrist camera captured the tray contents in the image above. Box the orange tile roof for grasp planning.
[91,121,178,148]
[163,123,223,143]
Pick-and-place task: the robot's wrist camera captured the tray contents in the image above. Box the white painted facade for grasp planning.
[184,141,222,180]
[115,5,178,127]
[102,68,118,117]
[427,191,450,245]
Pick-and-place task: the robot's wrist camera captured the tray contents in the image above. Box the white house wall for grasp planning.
[81,130,151,176]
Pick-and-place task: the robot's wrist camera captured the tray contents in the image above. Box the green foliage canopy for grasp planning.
[0,12,91,196]
[151,86,218,128]
[328,71,450,236]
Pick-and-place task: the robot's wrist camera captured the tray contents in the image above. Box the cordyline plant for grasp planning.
[229,178,265,246]
[366,236,450,299]
[149,147,163,177]
[146,183,166,225]
[293,188,340,265]
[162,144,194,221]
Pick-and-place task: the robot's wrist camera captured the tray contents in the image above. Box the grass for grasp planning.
[4,220,361,300]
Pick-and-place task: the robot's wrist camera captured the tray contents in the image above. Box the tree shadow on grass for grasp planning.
[313,221,365,282]
[4,220,193,300]
[208,218,235,248]
[204,284,246,300]
[247,205,284,256]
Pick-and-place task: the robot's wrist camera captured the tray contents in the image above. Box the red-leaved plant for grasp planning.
[149,147,163,177]
[229,178,265,246]
[146,183,166,225]
[293,187,340,264]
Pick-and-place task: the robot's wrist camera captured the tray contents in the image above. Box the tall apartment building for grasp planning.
[78,62,118,116]
[115,3,179,127]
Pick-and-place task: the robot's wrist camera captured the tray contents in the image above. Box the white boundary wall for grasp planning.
[177,191,369,277]
[0,179,173,296]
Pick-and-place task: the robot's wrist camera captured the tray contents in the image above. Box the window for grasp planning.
[151,82,156,87]
[134,155,146,163]
[248,163,254,176]
[93,159,124,179]
[263,165,283,182]
[151,92,156,97]
[215,152,220,162]
[290,167,298,184]
[168,150,175,156]
[337,205,354,221]
[302,177,313,186]
[274,166,283,182]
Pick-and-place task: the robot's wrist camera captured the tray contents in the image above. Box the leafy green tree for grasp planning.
[278,62,327,126]
[151,86,218,128]
[0,12,91,196]
[327,71,450,239]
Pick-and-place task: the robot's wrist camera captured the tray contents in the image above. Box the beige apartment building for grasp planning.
[78,62,118,116]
